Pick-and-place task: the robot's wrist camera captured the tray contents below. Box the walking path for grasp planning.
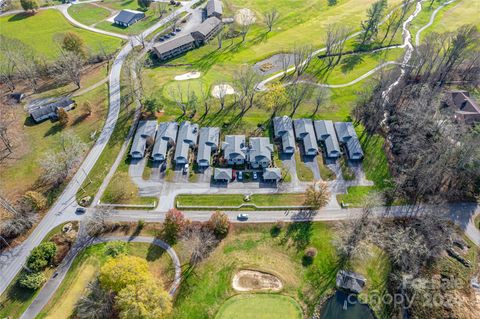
[72,77,108,97]
[20,235,181,319]
[415,0,457,46]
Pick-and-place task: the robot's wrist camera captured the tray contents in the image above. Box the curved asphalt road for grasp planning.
[20,235,181,319]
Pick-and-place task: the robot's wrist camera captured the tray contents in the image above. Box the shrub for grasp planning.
[302,247,318,266]
[104,242,127,257]
[163,209,187,243]
[207,211,230,238]
[27,242,57,272]
[270,220,285,237]
[18,272,46,290]
[99,255,151,293]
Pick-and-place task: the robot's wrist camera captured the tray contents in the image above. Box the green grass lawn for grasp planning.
[36,242,174,319]
[95,9,161,35]
[317,157,336,181]
[0,10,123,59]
[215,294,303,319]
[176,193,307,209]
[294,152,314,182]
[67,3,111,26]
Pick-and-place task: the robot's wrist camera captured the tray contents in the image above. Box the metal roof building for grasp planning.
[206,0,223,18]
[334,122,364,160]
[152,122,178,161]
[248,137,273,169]
[293,119,318,156]
[174,121,199,164]
[130,120,157,159]
[273,116,295,154]
[314,120,341,159]
[222,135,247,165]
[196,127,220,167]
[114,9,145,27]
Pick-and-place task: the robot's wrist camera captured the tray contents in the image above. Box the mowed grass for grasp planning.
[67,3,111,26]
[37,242,174,319]
[294,152,314,182]
[0,10,123,59]
[176,193,307,209]
[215,294,303,319]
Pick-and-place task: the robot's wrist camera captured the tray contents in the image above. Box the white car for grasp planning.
[183,163,189,174]
[237,213,249,221]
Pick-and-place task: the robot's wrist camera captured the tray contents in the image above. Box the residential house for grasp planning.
[130,120,158,159]
[222,135,247,165]
[336,270,366,294]
[273,116,295,154]
[174,121,199,164]
[114,9,145,27]
[334,122,364,160]
[152,122,178,161]
[206,0,223,19]
[191,17,222,44]
[445,90,480,125]
[248,137,273,169]
[213,167,232,182]
[314,120,341,159]
[152,34,196,61]
[263,167,282,182]
[293,119,318,156]
[28,98,75,123]
[196,127,220,167]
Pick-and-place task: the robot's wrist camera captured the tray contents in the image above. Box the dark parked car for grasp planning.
[75,207,86,214]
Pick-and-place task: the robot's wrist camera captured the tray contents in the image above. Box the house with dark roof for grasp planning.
[222,135,247,165]
[334,122,364,160]
[152,34,196,61]
[248,137,273,169]
[273,116,295,154]
[214,167,232,182]
[293,119,318,156]
[28,98,75,123]
[114,9,145,27]
[206,0,223,19]
[174,121,199,164]
[263,167,282,182]
[191,17,222,44]
[196,127,220,167]
[314,120,341,159]
[152,122,178,161]
[445,90,480,125]
[130,120,158,159]
[336,270,366,294]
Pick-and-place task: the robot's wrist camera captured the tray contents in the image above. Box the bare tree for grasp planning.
[304,181,331,209]
[199,82,212,116]
[169,84,190,116]
[152,1,168,18]
[85,206,113,237]
[53,51,84,89]
[216,83,228,112]
[237,10,256,42]
[280,52,292,76]
[292,45,314,78]
[183,225,218,266]
[133,33,146,49]
[359,0,388,46]
[312,86,331,116]
[286,80,312,117]
[323,24,351,69]
[233,66,260,115]
[263,8,280,32]
[387,0,415,46]
[379,5,401,44]
[216,26,224,49]
[169,15,180,33]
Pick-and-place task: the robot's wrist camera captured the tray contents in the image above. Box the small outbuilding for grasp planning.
[114,9,145,27]
[214,167,232,182]
[336,270,366,294]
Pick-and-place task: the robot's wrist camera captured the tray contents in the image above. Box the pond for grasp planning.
[320,291,376,319]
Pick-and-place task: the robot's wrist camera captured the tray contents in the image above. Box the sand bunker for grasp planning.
[211,84,236,98]
[235,8,256,25]
[232,270,283,292]
[174,71,201,81]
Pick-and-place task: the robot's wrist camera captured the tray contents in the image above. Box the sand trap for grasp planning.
[235,8,256,25]
[211,84,236,98]
[232,270,283,292]
[174,71,201,81]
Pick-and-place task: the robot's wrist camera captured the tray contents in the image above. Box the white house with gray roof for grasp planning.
[248,137,273,169]
[222,135,247,165]
[314,120,341,159]
[206,0,223,19]
[334,122,364,160]
[293,119,318,156]
[174,121,199,164]
[196,127,220,167]
[153,34,196,61]
[130,120,157,159]
[152,122,178,161]
[273,116,295,154]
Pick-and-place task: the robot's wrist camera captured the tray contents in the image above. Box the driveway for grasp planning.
[302,154,321,181]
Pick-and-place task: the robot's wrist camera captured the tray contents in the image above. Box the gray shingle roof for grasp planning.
[314,120,341,158]
[214,168,232,180]
[153,34,196,55]
[249,137,273,164]
[206,0,223,17]
[293,119,318,155]
[130,120,157,158]
[263,167,282,180]
[174,121,199,163]
[194,16,222,38]
[152,122,178,161]
[29,98,75,122]
[334,122,364,160]
[114,9,145,25]
[222,135,247,161]
[336,270,366,294]
[273,116,295,153]
[197,127,220,166]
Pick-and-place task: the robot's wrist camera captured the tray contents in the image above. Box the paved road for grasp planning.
[0,0,200,297]
[20,235,181,319]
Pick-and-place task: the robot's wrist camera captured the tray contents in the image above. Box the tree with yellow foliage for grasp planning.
[116,282,172,319]
[304,180,331,209]
[23,191,47,211]
[99,255,151,293]
[261,83,288,117]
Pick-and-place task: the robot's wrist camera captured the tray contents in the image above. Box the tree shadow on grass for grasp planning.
[44,123,63,137]
[146,243,165,262]
[71,114,89,126]
[341,55,364,74]
[281,220,314,250]
[8,12,31,22]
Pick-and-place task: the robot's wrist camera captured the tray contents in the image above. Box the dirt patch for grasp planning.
[232,269,283,292]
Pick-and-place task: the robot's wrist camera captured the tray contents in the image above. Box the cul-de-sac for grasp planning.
[0,0,479,318]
